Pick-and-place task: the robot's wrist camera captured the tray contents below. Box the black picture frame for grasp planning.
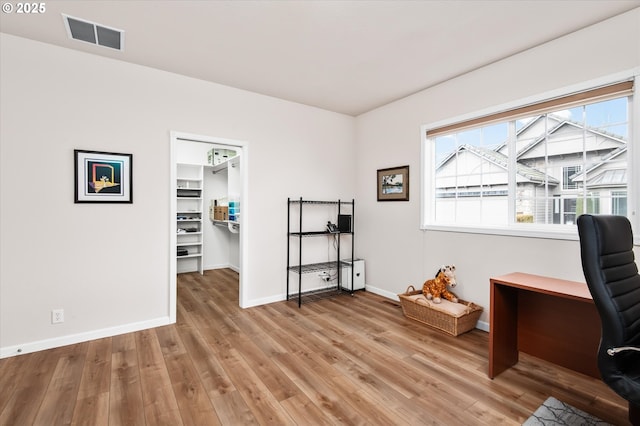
[377,165,409,201]
[74,149,133,203]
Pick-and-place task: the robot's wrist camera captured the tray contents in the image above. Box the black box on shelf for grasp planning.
[338,214,351,233]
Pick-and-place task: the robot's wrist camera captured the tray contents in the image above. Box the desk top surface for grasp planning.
[490,272,593,302]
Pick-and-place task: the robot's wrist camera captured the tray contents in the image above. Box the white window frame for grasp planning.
[421,70,640,244]
[562,165,582,191]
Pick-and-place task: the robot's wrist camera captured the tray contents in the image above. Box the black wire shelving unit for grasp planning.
[286,198,355,307]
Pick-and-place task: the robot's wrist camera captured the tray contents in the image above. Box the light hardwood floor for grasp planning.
[0,269,630,425]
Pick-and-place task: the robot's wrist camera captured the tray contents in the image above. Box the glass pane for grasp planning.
[456,199,480,225]
[563,197,578,225]
[580,96,628,218]
[585,97,628,138]
[434,135,457,169]
[515,114,554,224]
[434,197,456,224]
[433,123,508,226]
[482,197,508,225]
[429,94,629,227]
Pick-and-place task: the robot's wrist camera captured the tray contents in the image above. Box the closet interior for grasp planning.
[175,139,241,274]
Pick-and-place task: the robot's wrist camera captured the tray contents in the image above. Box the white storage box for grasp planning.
[340,259,365,291]
[208,148,237,165]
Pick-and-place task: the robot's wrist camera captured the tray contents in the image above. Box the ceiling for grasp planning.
[1,1,639,116]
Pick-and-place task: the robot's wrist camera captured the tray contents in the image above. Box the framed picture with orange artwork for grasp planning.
[74,149,132,203]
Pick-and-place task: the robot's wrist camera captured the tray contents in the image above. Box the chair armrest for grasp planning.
[607,346,640,356]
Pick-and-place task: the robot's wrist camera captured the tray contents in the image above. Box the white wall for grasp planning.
[2,9,639,357]
[355,8,640,327]
[0,34,355,356]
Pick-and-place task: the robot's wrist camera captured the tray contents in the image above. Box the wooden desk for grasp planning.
[489,272,601,379]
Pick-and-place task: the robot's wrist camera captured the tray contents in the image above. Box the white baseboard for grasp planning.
[364,285,399,301]
[244,293,286,308]
[0,316,173,359]
[204,264,240,273]
[476,320,489,332]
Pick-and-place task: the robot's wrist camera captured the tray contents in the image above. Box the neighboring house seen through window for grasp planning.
[423,80,634,232]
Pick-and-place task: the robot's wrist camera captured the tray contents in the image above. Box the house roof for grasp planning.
[438,113,627,187]
[439,144,559,185]
[514,114,627,159]
[571,146,628,183]
[584,169,627,187]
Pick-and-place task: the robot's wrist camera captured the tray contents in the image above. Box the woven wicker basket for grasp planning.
[398,285,483,336]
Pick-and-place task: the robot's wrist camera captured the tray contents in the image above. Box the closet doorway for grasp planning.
[169,131,249,318]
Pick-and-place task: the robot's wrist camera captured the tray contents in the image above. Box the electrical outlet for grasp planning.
[51,309,64,324]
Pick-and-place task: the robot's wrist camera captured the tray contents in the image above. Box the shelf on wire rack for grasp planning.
[288,199,353,206]
[287,286,351,304]
[287,261,350,274]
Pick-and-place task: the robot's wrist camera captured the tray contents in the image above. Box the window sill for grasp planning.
[422,223,578,241]
[422,223,640,246]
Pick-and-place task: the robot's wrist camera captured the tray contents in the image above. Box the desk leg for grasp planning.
[489,281,518,378]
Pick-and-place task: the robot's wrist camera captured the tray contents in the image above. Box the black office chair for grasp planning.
[577,214,640,425]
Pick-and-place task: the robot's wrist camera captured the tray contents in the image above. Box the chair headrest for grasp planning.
[577,214,633,256]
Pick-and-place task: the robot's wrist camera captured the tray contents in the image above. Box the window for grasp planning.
[613,191,627,216]
[423,80,634,235]
[562,166,582,190]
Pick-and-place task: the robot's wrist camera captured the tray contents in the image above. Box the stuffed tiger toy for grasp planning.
[422,265,458,304]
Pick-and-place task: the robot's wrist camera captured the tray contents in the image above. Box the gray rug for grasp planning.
[523,396,612,425]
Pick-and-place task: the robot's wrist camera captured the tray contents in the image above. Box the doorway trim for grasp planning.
[169,131,249,319]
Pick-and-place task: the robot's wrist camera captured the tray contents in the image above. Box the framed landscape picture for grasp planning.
[377,165,409,201]
[74,149,133,203]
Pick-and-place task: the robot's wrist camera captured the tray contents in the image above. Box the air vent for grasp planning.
[63,14,124,51]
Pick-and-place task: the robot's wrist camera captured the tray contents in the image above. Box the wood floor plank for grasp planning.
[163,352,221,426]
[325,374,405,425]
[0,348,62,426]
[0,356,20,414]
[155,325,187,357]
[0,269,630,425]
[109,333,145,426]
[76,337,112,399]
[322,340,448,425]
[72,393,110,426]
[33,342,88,426]
[226,333,299,402]
[71,337,112,426]
[160,301,223,426]
[212,344,296,425]
[327,347,441,424]
[210,390,258,426]
[279,393,334,426]
[464,400,521,426]
[272,352,363,425]
[135,329,183,426]
[173,319,235,398]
